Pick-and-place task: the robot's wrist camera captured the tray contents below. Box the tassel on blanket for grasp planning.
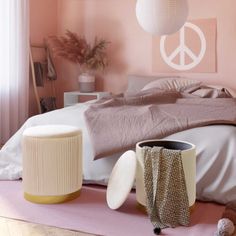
[143,147,190,235]
[215,201,236,236]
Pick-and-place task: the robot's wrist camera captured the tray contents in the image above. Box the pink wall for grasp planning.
[31,0,236,109]
[29,0,58,115]
[57,0,152,103]
[54,0,86,107]
[56,0,236,98]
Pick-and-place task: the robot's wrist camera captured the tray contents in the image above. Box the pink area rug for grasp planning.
[0,181,224,236]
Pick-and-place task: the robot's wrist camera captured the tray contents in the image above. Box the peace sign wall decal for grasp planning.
[160,22,206,71]
[152,19,217,73]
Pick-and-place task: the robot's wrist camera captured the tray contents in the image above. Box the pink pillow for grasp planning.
[207,85,236,98]
[142,78,201,91]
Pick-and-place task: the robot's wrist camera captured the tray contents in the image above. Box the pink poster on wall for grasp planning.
[152,18,217,73]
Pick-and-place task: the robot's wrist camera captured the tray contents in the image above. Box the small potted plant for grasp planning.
[49,30,109,92]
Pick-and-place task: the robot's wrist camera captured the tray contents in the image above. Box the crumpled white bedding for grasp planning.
[0,102,235,204]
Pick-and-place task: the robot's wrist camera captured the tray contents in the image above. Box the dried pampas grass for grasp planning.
[49,30,109,71]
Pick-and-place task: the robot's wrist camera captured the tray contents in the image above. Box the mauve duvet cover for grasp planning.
[85,87,236,159]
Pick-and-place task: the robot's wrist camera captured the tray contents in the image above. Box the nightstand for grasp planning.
[64,91,111,107]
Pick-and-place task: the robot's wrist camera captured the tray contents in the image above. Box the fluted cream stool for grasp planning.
[22,125,82,204]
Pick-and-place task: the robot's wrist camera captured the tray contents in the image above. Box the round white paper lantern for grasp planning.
[136,0,188,35]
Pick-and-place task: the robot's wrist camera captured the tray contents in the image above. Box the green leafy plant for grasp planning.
[49,30,109,72]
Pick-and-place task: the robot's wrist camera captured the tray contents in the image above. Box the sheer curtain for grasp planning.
[0,0,29,145]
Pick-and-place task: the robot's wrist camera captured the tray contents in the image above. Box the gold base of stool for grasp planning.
[24,189,81,204]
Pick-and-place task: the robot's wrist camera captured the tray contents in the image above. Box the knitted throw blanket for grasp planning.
[143,146,190,229]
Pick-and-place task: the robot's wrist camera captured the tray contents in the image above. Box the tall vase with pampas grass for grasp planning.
[49,31,109,92]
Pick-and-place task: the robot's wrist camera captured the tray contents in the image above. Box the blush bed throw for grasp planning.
[85,87,236,159]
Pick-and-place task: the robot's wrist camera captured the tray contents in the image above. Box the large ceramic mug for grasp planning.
[135,139,196,208]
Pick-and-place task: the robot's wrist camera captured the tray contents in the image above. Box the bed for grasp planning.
[0,75,236,235]
[0,76,236,235]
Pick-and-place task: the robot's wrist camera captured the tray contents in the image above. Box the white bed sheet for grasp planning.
[0,102,235,204]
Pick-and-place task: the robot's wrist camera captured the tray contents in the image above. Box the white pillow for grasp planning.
[126,75,179,93]
[142,78,201,91]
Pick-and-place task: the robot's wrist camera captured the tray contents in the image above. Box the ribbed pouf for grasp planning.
[22,125,82,204]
